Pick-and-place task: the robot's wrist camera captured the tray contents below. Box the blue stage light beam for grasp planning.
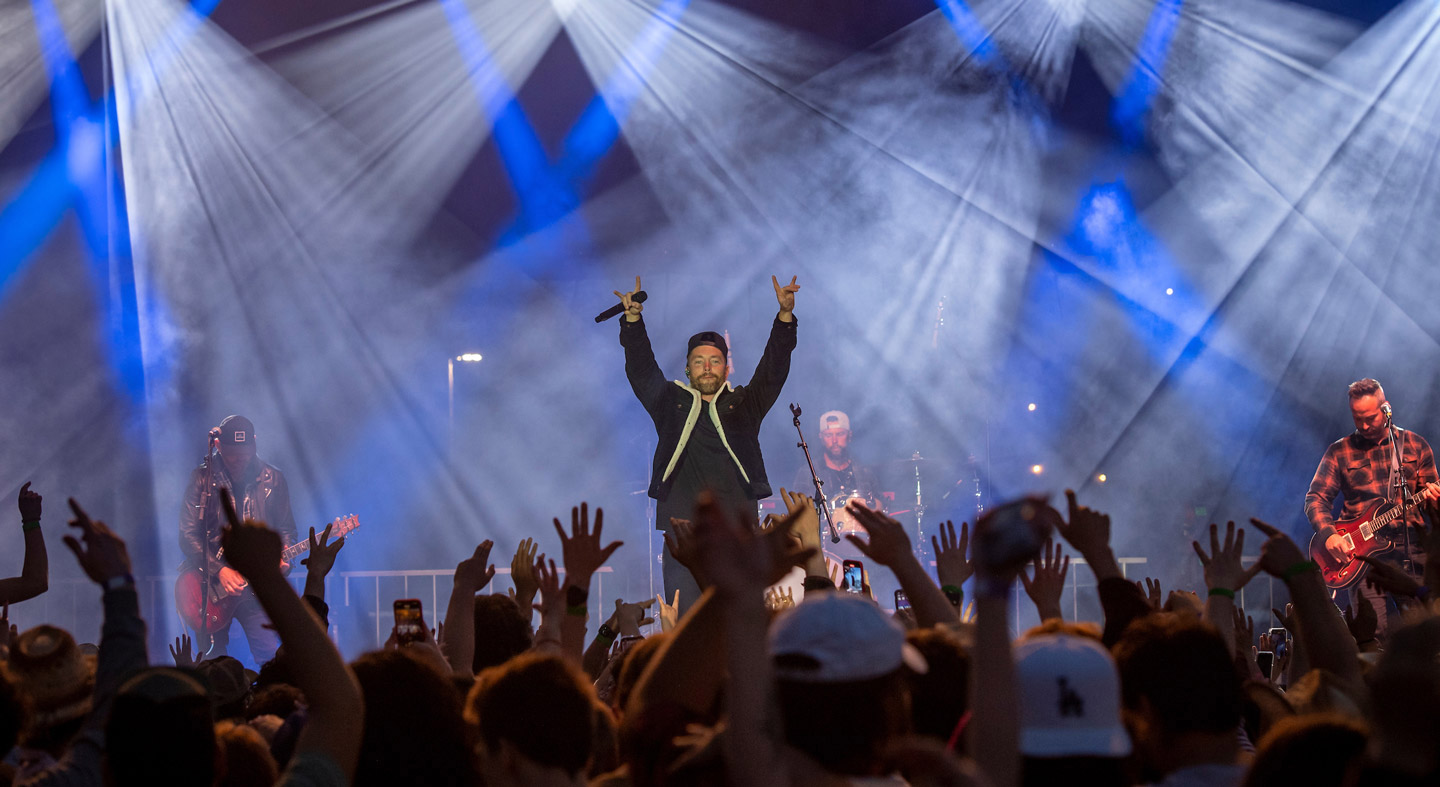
[437,0,575,237]
[1110,0,1183,148]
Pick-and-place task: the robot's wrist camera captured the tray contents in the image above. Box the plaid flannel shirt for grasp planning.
[1305,427,1437,535]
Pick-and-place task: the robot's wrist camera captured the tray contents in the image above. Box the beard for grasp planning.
[695,374,723,395]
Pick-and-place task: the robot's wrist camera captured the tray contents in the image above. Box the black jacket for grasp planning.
[621,314,797,501]
[179,457,297,574]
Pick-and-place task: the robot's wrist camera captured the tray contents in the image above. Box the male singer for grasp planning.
[613,275,799,613]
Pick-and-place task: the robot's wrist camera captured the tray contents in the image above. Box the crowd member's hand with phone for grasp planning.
[844,502,959,628]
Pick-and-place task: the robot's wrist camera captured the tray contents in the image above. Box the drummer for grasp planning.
[792,410,880,509]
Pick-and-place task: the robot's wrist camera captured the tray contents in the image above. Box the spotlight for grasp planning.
[1030,464,1043,475]
[1097,473,1107,483]
[1164,288,1174,296]
[457,353,484,362]
[1027,403,1037,412]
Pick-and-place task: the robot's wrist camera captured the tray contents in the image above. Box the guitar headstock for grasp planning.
[326,514,361,539]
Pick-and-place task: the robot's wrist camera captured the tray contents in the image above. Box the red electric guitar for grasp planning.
[1308,499,1406,590]
[175,514,361,635]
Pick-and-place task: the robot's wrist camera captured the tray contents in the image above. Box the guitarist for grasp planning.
[1305,378,1439,635]
[179,415,297,662]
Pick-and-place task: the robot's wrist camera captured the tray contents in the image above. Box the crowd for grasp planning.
[0,477,1437,787]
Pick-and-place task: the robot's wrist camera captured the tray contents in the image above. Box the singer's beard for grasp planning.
[695,375,723,395]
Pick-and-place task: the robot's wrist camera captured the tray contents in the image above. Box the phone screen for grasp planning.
[1256,650,1274,679]
[394,599,424,644]
[843,561,864,594]
[894,589,911,611]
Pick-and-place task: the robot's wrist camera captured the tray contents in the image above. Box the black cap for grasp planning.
[687,331,728,360]
[217,415,255,446]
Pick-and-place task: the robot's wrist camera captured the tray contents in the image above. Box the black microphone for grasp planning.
[1382,403,1393,421]
[595,291,647,323]
[209,427,222,442]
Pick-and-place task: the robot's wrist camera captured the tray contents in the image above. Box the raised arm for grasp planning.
[1192,521,1263,659]
[554,503,623,665]
[742,276,800,418]
[220,489,363,783]
[615,277,670,412]
[1249,518,1361,686]
[441,540,494,677]
[845,503,959,628]
[0,483,48,604]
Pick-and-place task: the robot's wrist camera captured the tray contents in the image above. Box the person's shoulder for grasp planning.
[274,750,346,787]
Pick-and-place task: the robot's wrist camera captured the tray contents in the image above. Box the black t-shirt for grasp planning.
[658,400,752,527]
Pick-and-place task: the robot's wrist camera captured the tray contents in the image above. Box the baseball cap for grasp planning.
[218,415,255,446]
[1015,634,1130,758]
[687,332,728,361]
[769,593,926,683]
[819,411,850,433]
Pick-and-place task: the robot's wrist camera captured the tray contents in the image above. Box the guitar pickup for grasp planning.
[1358,523,1373,540]
[1343,534,1356,552]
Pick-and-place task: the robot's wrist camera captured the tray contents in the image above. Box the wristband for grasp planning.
[103,574,136,591]
[597,623,617,645]
[565,585,589,616]
[1283,560,1319,579]
[1207,587,1235,599]
[21,520,40,532]
[941,585,964,606]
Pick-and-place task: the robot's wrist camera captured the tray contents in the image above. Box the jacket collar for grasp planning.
[673,379,734,398]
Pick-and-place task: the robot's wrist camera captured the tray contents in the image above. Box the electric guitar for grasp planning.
[1308,499,1405,590]
[175,514,361,635]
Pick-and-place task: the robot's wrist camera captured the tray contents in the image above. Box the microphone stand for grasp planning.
[790,404,840,544]
[1386,413,1415,573]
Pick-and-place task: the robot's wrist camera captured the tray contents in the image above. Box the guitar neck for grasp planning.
[212,516,358,565]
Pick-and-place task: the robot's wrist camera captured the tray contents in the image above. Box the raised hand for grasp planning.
[454,540,496,593]
[1192,521,1262,593]
[510,538,540,609]
[1358,555,1423,598]
[1018,537,1069,621]
[1270,602,1297,635]
[844,502,912,567]
[532,554,562,618]
[612,276,643,322]
[301,523,347,579]
[1057,490,1111,559]
[62,499,132,585]
[1232,607,1256,653]
[663,518,707,587]
[772,275,800,316]
[779,488,821,551]
[170,634,198,669]
[614,597,655,637]
[18,482,41,522]
[1138,577,1163,610]
[1343,598,1378,646]
[694,494,814,598]
[218,488,283,582]
[764,586,796,612]
[931,520,973,589]
[655,589,680,632]
[554,503,623,590]
[1247,519,1309,580]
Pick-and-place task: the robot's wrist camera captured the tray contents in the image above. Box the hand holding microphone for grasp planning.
[599,276,647,323]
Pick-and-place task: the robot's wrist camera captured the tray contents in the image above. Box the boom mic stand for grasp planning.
[790,404,840,544]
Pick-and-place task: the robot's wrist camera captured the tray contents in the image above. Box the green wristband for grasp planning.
[941,585,964,606]
[566,604,588,617]
[21,520,40,532]
[1283,560,1319,579]
[1207,587,1235,599]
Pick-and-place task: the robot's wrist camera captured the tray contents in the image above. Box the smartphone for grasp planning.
[1256,650,1274,679]
[1268,627,1288,658]
[617,635,645,654]
[974,497,1054,577]
[394,598,425,645]
[842,560,864,594]
[893,589,911,611]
